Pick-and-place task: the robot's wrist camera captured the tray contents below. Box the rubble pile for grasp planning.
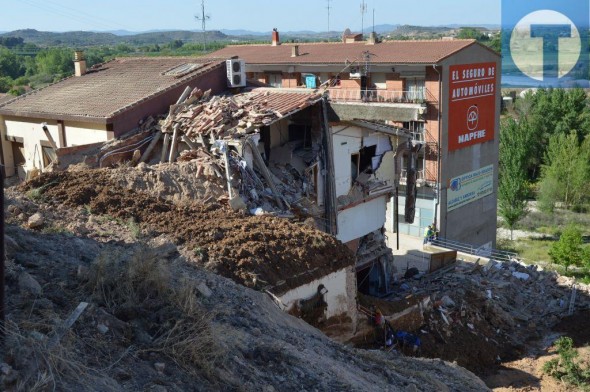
[160,88,290,140]
[382,258,590,373]
[131,87,324,217]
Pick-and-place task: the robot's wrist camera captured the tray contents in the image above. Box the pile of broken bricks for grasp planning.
[132,87,323,217]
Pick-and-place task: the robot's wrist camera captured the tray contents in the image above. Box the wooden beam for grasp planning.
[245,137,286,209]
[168,124,180,163]
[160,133,171,163]
[181,135,198,150]
[139,131,162,163]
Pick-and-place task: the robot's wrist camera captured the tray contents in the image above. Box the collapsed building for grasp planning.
[0,33,502,319]
[210,31,502,275]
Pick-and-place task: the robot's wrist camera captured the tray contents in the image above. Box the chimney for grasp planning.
[291,45,299,57]
[272,28,280,46]
[367,32,378,45]
[74,50,87,77]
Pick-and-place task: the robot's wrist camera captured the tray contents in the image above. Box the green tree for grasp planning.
[516,88,590,180]
[538,132,590,210]
[456,27,487,41]
[549,225,584,271]
[35,48,74,77]
[0,76,13,93]
[498,118,532,239]
[0,47,25,79]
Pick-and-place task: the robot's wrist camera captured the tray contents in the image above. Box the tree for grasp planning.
[538,132,590,210]
[456,27,487,41]
[0,47,25,79]
[516,88,590,180]
[549,225,584,271]
[498,118,532,239]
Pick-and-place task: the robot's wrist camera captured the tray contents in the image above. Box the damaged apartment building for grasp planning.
[0,32,501,300]
[210,30,501,288]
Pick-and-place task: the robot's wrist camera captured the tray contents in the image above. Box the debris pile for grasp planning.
[353,257,590,375]
[160,88,290,140]
[20,169,354,295]
[132,87,324,217]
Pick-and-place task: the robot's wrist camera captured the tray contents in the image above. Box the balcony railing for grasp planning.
[327,88,435,104]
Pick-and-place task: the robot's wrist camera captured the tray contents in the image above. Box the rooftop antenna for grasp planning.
[327,0,332,33]
[360,0,367,37]
[195,0,211,52]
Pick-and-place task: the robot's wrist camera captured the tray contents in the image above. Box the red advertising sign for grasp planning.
[448,62,496,151]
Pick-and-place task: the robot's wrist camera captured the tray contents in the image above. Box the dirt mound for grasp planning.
[22,170,354,294]
[1,223,489,391]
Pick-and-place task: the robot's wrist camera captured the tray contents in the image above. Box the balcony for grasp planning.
[326,88,433,123]
[327,88,434,104]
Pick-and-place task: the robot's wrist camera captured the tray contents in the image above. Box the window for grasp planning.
[268,73,282,88]
[42,146,57,168]
[406,78,425,101]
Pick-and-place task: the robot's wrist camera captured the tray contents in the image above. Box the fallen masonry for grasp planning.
[353,255,590,375]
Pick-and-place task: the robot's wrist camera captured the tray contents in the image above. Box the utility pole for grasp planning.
[195,0,211,52]
[360,0,367,37]
[326,0,332,33]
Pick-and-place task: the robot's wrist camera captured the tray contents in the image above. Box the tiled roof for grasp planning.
[242,88,322,117]
[0,94,13,105]
[209,39,491,65]
[0,57,224,121]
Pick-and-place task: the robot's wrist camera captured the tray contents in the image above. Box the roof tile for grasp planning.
[209,39,485,65]
[0,57,224,120]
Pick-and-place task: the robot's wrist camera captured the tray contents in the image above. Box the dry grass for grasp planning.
[3,320,119,392]
[86,247,222,374]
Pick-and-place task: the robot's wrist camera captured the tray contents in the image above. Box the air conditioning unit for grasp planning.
[226,59,246,88]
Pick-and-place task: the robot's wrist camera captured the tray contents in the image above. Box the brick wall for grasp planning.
[385,73,403,91]
[281,72,301,88]
[111,65,227,136]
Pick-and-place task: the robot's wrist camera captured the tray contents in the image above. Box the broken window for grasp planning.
[41,146,57,168]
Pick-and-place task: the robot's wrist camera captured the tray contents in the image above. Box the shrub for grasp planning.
[542,336,590,388]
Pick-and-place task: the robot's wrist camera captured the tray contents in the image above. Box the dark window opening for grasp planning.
[358,145,377,174]
[288,124,312,148]
[11,142,25,166]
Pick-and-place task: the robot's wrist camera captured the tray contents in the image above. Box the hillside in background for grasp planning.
[0,24,500,47]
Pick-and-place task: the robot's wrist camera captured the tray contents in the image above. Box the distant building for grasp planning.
[0,53,226,178]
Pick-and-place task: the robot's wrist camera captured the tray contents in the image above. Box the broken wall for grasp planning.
[337,195,387,243]
[279,266,357,322]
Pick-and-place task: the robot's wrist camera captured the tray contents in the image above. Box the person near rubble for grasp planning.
[423,225,433,246]
[384,322,396,348]
[430,222,438,241]
[373,307,385,327]
[394,330,421,353]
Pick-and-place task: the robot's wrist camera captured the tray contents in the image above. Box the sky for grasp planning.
[1,0,501,33]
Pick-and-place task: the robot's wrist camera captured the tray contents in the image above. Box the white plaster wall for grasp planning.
[2,116,109,176]
[332,125,362,197]
[279,267,354,319]
[336,195,387,243]
[0,115,15,177]
[63,120,111,147]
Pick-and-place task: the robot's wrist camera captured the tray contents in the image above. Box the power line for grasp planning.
[19,0,123,31]
[195,0,211,52]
